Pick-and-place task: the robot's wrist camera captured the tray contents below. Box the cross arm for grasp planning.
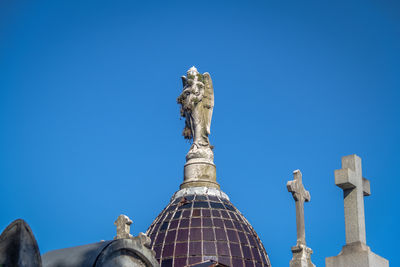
[287,180,299,201]
[335,168,357,190]
[287,179,310,202]
[363,177,371,196]
[334,168,370,196]
[304,190,311,202]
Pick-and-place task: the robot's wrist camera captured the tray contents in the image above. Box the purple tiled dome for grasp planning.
[146,192,271,267]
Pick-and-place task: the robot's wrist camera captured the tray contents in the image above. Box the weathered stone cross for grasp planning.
[334,154,370,245]
[114,214,133,240]
[326,154,389,267]
[287,170,315,267]
[287,169,311,247]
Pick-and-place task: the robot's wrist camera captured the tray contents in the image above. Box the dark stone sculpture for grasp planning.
[0,219,42,267]
[42,236,159,267]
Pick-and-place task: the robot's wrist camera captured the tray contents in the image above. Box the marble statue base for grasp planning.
[180,158,219,189]
[326,241,389,267]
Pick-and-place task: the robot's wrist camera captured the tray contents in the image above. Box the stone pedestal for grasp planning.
[180,158,220,189]
[326,241,389,267]
[290,245,315,267]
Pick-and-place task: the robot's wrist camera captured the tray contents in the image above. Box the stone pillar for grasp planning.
[325,154,389,267]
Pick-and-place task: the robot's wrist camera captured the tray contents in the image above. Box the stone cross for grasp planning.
[334,154,370,245]
[114,214,133,240]
[287,170,315,267]
[287,169,311,247]
[326,154,389,267]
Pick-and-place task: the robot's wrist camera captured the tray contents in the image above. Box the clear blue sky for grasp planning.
[1,1,399,266]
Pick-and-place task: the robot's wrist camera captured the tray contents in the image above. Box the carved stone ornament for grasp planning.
[326,154,389,267]
[177,67,219,190]
[177,66,214,162]
[114,214,133,240]
[287,170,315,267]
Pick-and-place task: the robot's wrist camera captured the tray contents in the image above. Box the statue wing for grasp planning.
[203,72,214,135]
[181,76,188,87]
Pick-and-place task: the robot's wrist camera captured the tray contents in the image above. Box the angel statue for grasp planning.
[177,66,214,162]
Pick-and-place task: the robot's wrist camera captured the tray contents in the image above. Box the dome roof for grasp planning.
[146,188,271,267]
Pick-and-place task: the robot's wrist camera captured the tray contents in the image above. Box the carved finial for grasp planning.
[138,232,152,248]
[114,214,133,240]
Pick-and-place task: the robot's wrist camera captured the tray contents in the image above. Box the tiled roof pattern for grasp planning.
[147,194,271,267]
